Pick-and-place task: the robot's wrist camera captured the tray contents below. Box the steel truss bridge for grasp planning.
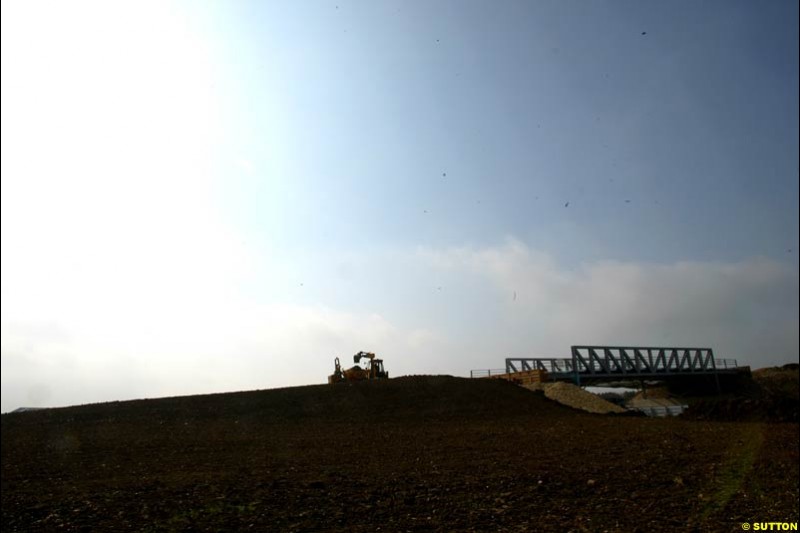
[505,346,739,386]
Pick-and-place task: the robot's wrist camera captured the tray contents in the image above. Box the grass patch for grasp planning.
[700,424,765,521]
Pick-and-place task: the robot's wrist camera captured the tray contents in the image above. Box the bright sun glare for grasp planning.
[2,1,218,180]
[0,1,249,354]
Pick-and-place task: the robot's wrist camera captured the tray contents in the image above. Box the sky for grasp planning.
[1,0,798,412]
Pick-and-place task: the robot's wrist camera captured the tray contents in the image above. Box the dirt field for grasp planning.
[2,376,798,532]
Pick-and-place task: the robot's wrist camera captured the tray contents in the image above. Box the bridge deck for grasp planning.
[504,346,738,384]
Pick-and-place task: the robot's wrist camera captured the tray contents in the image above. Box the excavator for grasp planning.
[328,351,389,384]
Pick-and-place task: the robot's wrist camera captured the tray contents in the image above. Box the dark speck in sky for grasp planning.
[442,172,446,177]
[641,31,647,35]
[564,202,569,208]
[625,199,631,203]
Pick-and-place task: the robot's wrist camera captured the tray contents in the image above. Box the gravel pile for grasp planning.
[525,382,626,414]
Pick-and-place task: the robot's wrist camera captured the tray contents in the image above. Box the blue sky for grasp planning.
[1,0,797,412]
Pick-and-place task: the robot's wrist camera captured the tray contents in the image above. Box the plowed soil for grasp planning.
[2,376,798,532]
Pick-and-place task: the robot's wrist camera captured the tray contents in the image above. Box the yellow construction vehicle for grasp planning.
[328,351,389,384]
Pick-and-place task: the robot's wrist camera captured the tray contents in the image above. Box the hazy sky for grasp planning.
[2,0,798,412]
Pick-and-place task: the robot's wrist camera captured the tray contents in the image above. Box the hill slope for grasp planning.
[2,375,576,429]
[683,365,799,422]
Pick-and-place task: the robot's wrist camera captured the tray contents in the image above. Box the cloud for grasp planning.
[0,297,451,412]
[418,238,799,366]
[2,236,796,412]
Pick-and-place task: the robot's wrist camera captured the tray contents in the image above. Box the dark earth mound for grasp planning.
[3,376,798,532]
[683,366,800,423]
